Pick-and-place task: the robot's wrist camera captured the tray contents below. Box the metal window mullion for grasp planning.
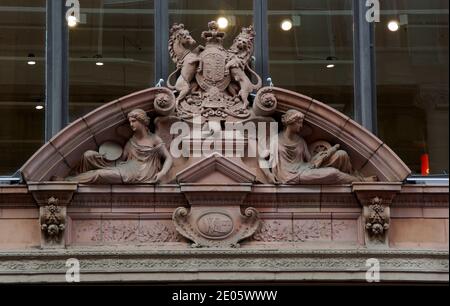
[254,0,269,81]
[353,0,377,133]
[45,0,69,141]
[155,0,169,83]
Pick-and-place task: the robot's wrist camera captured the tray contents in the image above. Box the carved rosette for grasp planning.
[154,92,176,116]
[253,87,278,116]
[173,206,260,248]
[364,197,390,238]
[40,197,66,244]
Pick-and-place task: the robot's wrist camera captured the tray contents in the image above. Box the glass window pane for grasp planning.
[0,1,45,175]
[69,0,154,121]
[376,0,449,174]
[168,0,253,72]
[268,0,354,117]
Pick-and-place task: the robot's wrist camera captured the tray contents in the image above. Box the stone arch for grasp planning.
[21,87,175,182]
[269,87,410,181]
[20,86,410,182]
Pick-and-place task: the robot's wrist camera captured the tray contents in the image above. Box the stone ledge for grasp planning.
[0,248,447,283]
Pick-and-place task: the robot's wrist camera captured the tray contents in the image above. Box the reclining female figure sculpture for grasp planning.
[66,109,173,184]
[260,109,376,184]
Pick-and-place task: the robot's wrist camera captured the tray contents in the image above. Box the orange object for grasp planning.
[421,153,430,176]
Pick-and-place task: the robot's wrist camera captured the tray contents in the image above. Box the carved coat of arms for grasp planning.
[167,21,262,121]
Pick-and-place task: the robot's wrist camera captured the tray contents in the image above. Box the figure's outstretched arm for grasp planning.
[119,141,131,161]
[258,148,279,184]
[153,144,173,183]
[310,144,340,168]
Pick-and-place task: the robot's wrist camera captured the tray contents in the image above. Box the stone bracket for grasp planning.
[28,182,78,248]
[353,182,402,247]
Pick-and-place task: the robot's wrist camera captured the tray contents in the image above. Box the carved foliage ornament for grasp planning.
[40,197,66,243]
[365,197,390,237]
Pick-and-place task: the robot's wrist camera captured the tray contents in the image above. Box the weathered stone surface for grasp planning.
[0,219,40,249]
[0,248,447,283]
[3,20,445,284]
[390,219,448,248]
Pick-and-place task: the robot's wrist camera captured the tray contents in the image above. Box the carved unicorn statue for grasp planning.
[167,23,203,104]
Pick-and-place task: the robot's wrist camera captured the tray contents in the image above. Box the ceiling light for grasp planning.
[27,53,36,65]
[281,19,293,31]
[67,15,78,27]
[35,105,44,110]
[388,20,399,32]
[217,17,229,29]
[94,54,104,66]
[326,56,337,69]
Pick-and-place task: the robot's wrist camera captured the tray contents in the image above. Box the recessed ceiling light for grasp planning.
[67,15,78,27]
[94,54,104,66]
[281,19,293,31]
[27,53,36,65]
[388,20,399,32]
[35,105,44,110]
[217,17,229,29]
[326,56,337,68]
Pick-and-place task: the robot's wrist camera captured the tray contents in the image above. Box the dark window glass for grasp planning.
[69,0,154,120]
[0,1,45,175]
[268,0,354,116]
[376,0,449,174]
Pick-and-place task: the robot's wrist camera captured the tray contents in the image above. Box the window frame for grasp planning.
[2,0,445,179]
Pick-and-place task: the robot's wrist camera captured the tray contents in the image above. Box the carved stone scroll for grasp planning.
[253,87,278,116]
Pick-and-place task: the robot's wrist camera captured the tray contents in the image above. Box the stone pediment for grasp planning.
[176,153,255,185]
[19,85,411,183]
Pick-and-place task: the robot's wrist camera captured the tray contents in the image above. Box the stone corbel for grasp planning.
[28,182,78,248]
[353,182,402,248]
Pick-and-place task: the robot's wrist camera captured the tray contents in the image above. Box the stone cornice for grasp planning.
[0,248,447,283]
[1,184,448,208]
[1,247,447,257]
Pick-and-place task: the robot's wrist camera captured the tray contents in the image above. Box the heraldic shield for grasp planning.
[196,46,231,92]
[167,21,262,121]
